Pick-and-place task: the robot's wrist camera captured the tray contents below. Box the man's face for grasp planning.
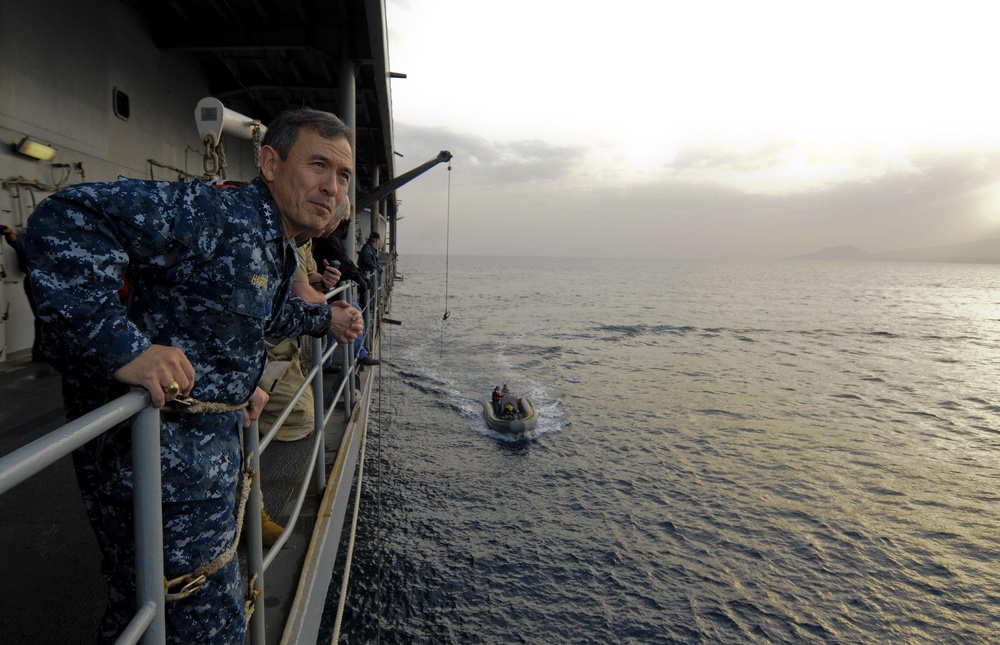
[260,128,353,239]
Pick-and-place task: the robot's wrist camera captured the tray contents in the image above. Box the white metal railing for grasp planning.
[0,391,167,644]
[0,274,384,645]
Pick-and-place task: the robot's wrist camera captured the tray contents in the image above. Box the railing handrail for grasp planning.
[0,389,167,644]
[0,390,149,495]
[0,268,389,645]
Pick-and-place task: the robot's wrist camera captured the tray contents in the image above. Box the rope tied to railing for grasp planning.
[244,573,261,627]
[165,395,247,414]
[164,454,255,602]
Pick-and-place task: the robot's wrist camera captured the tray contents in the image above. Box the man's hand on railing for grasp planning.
[244,387,269,428]
[328,301,363,344]
[112,344,196,408]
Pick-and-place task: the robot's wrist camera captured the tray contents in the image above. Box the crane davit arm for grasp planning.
[355,150,452,212]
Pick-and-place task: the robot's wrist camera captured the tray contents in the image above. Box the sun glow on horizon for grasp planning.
[387,0,1000,257]
[388,0,998,150]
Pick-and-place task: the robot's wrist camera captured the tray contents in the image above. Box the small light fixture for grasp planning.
[15,136,57,161]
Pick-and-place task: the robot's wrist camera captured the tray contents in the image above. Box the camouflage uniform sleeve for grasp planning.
[23,180,222,375]
[267,293,331,339]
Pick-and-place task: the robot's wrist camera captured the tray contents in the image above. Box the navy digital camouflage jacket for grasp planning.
[24,176,331,412]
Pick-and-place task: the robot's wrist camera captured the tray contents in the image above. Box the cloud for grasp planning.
[391,122,1000,260]
[382,0,1000,260]
[394,124,584,185]
[669,141,802,174]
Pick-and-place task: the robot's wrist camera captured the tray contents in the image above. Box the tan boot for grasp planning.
[261,508,284,547]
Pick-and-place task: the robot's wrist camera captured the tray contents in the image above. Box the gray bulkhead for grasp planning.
[0,0,257,361]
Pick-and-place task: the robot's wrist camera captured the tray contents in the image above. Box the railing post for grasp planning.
[376,270,382,343]
[311,335,327,494]
[133,405,166,645]
[376,268,382,345]
[244,418,265,645]
[361,272,373,356]
[343,353,353,420]
[343,284,354,418]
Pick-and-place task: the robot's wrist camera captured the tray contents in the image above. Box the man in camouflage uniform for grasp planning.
[23,108,361,644]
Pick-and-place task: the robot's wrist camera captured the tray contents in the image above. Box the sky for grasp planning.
[383,0,1000,260]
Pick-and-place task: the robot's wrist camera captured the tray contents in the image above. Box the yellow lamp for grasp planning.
[15,137,57,161]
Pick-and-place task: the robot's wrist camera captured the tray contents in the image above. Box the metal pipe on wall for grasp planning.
[338,61,358,261]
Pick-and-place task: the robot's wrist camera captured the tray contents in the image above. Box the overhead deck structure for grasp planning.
[122,0,398,225]
[1,0,418,362]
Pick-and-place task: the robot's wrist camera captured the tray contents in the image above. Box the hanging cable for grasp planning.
[442,163,452,322]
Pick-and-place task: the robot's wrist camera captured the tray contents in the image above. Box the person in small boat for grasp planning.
[501,383,509,396]
[503,400,517,419]
[492,386,502,413]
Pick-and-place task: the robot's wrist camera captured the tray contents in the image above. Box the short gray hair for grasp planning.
[262,108,353,159]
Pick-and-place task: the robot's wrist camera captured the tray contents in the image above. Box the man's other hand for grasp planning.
[112,344,196,408]
[328,300,363,344]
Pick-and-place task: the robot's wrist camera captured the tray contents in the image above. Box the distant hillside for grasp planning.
[784,238,1000,264]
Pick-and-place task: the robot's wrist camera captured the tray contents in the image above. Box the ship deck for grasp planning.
[0,355,358,644]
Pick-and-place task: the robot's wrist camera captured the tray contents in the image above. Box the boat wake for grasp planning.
[395,353,567,443]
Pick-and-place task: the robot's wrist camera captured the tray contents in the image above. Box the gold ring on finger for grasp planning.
[164,381,180,396]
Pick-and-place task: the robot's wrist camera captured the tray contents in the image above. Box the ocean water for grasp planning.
[328,255,1000,644]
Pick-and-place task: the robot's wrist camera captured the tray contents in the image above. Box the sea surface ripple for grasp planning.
[325,256,1000,644]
